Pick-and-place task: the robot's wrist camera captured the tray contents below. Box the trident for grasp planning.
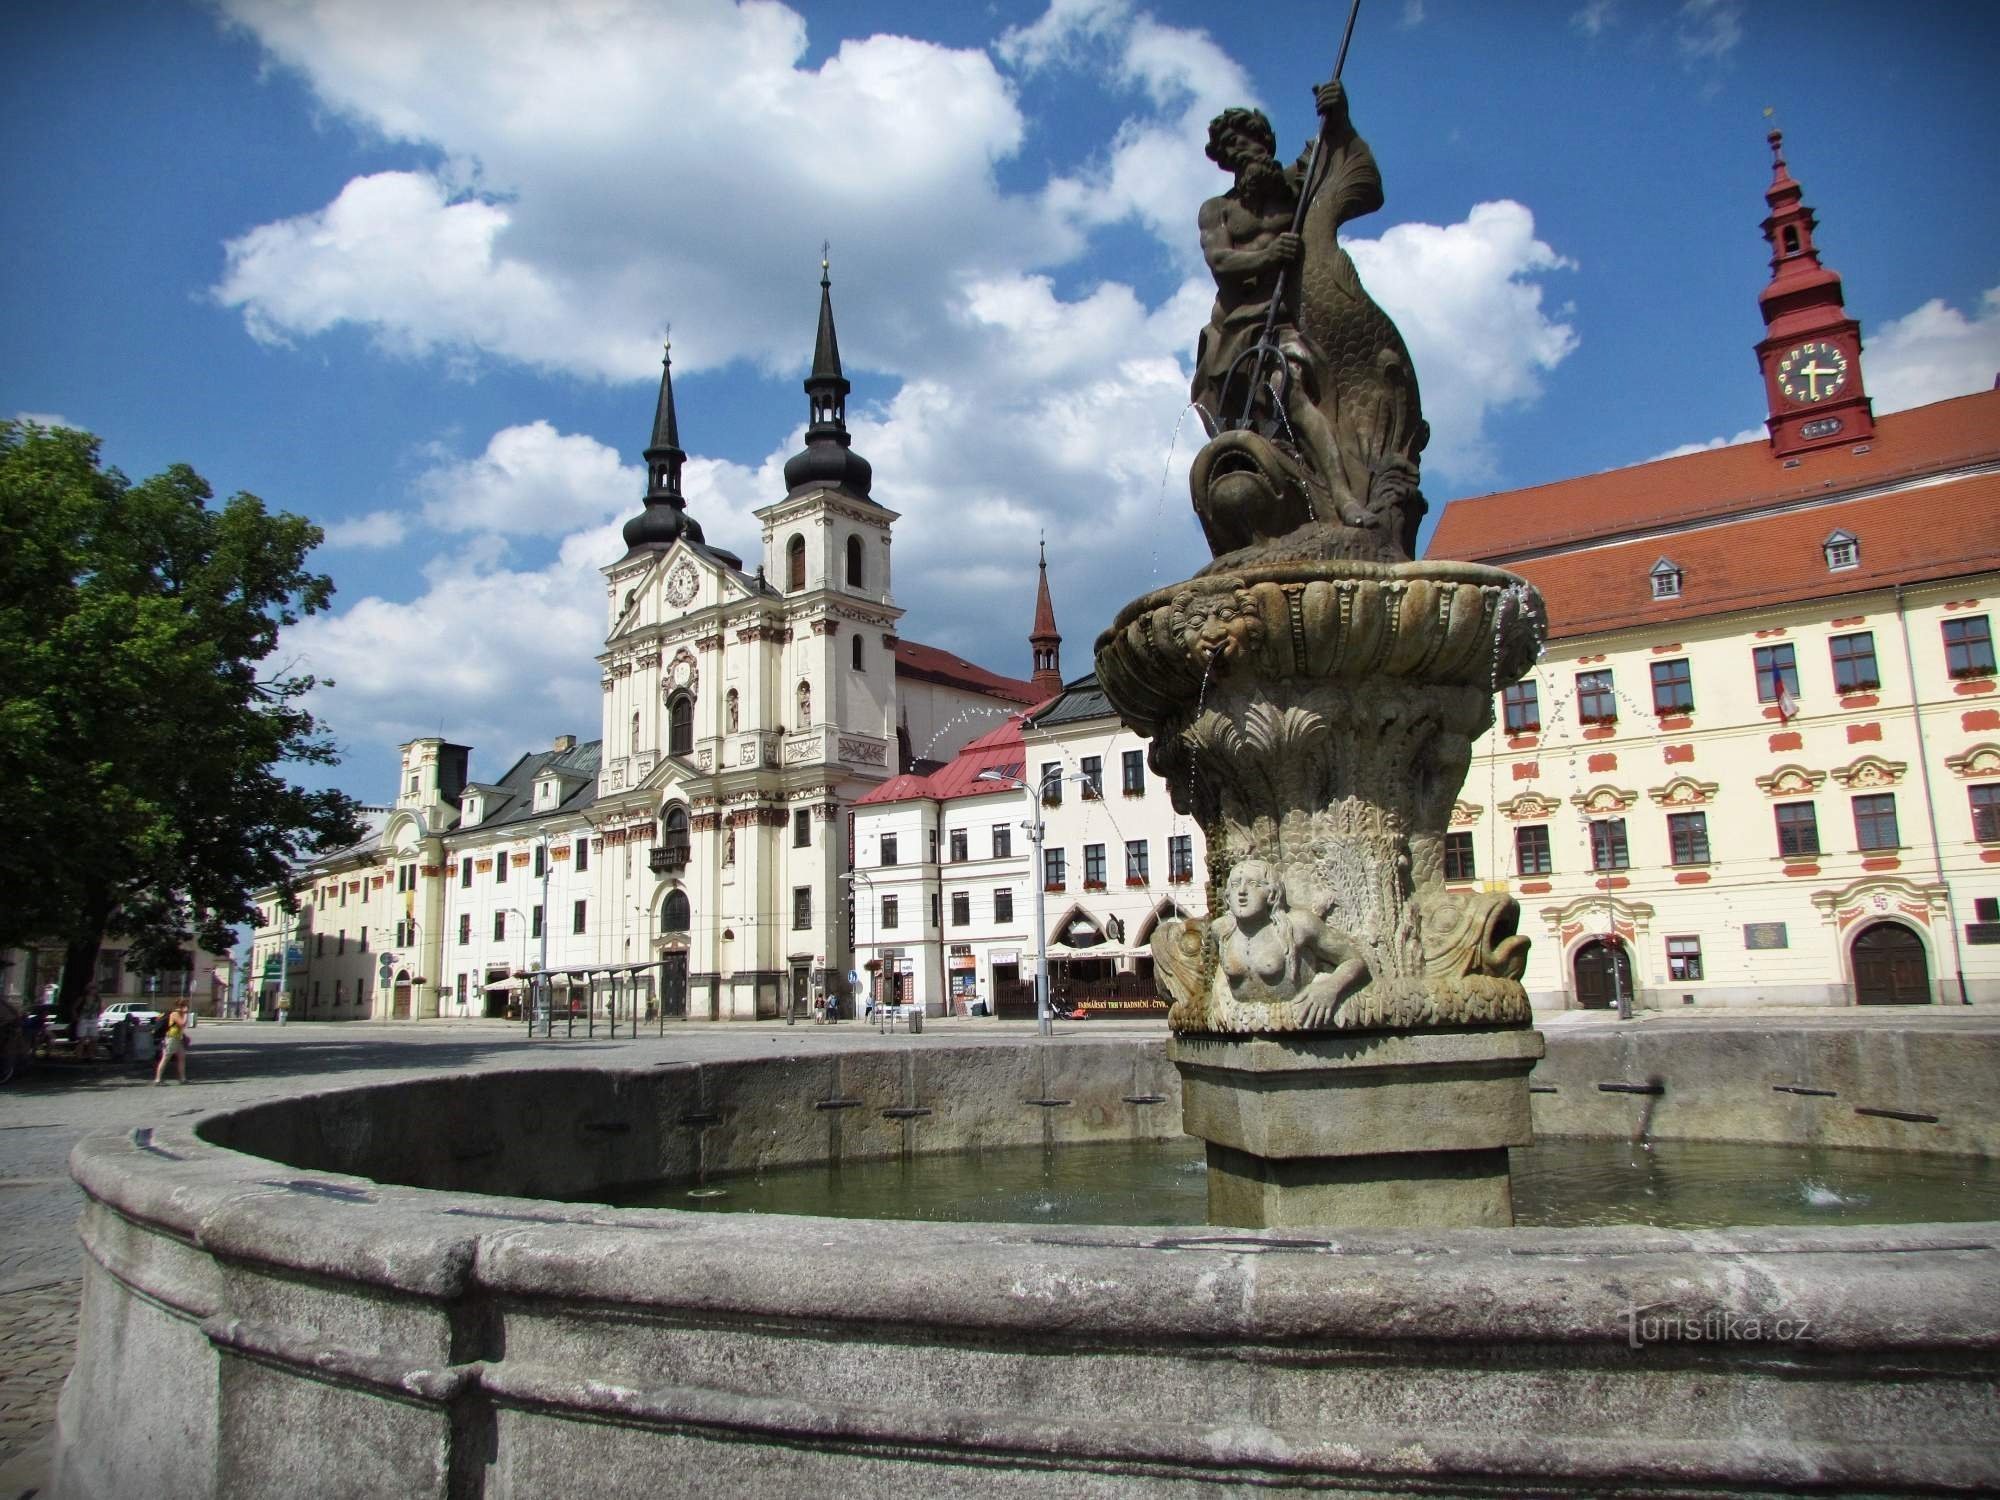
[1222,0,1364,435]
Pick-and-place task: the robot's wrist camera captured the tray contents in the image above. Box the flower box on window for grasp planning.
[1083,880,1106,892]
[1125,876,1147,887]
[1044,881,1066,894]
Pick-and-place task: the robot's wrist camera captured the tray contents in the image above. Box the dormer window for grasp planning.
[1823,530,1859,571]
[461,794,483,826]
[1650,558,1683,600]
[535,778,557,811]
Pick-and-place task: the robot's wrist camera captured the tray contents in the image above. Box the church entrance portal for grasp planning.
[1853,921,1930,1004]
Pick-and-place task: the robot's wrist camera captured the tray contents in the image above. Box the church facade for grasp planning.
[1431,133,2000,1011]
[249,269,1038,1021]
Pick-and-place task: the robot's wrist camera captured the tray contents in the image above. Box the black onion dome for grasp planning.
[783,254,872,500]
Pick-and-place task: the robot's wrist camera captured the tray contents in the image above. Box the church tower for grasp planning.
[1029,538,1063,699]
[1754,130,1874,458]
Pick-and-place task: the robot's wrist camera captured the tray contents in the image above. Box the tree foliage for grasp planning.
[0,422,362,1009]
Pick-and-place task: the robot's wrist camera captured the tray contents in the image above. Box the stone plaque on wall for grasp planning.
[1743,922,1789,950]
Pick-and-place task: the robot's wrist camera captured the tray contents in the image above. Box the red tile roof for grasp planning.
[1509,470,2000,640]
[1430,388,2000,564]
[893,638,1038,703]
[854,716,1032,807]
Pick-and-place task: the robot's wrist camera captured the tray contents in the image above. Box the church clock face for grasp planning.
[1776,341,1849,405]
[664,558,699,607]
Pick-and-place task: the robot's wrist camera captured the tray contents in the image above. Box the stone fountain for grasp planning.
[1095,78,1547,1228]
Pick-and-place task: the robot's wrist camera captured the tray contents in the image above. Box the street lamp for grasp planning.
[839,869,873,1021]
[977,762,1078,1038]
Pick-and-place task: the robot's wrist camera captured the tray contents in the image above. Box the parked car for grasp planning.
[98,1002,164,1031]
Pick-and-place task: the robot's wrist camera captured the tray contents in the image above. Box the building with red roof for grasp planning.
[1429,134,2000,1012]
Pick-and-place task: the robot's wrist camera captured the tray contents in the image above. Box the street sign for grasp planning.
[377,953,396,981]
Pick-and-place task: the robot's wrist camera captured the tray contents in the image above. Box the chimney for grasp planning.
[552,734,577,753]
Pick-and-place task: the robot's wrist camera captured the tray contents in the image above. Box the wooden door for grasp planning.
[392,978,412,1020]
[1573,940,1632,1009]
[1853,922,1930,1004]
[659,952,688,1019]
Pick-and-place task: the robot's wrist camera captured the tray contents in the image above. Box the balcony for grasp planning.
[649,841,690,874]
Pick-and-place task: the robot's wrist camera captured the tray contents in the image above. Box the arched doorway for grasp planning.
[1852,921,1931,1004]
[392,970,412,1020]
[658,890,691,1019]
[1572,938,1632,1010]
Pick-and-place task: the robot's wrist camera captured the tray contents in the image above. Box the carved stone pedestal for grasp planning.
[1170,1026,1546,1228]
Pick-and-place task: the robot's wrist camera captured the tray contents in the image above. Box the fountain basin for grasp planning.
[55,1026,2000,1498]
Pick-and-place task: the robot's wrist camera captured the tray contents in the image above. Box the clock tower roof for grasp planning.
[1754,129,1873,457]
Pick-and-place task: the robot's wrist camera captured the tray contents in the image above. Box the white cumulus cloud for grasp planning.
[1865,287,2000,413]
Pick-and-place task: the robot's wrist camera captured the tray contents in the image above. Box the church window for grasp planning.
[851,636,864,671]
[662,890,691,933]
[846,535,864,588]
[798,680,811,726]
[787,535,806,592]
[663,806,690,868]
[794,809,811,847]
[575,838,590,872]
[668,693,694,755]
[726,689,739,733]
[793,888,812,931]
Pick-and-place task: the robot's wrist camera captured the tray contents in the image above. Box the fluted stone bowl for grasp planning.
[1094,558,1545,738]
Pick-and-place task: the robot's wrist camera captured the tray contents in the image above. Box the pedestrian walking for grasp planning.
[152,1004,190,1084]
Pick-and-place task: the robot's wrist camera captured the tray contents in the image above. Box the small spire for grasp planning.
[810,243,847,391]
[647,336,682,483]
[622,324,704,552]
[1029,538,1063,699]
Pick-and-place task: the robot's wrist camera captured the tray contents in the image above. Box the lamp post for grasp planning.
[499,908,528,1020]
[977,762,1075,1038]
[839,869,872,1021]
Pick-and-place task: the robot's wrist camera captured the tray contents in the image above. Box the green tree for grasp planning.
[0,422,362,1015]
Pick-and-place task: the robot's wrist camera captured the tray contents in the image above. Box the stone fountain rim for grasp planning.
[69,1038,2000,1352]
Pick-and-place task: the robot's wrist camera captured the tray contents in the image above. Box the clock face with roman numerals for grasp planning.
[1776,341,1849,405]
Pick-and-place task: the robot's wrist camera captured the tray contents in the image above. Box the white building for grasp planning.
[849,674,1210,1016]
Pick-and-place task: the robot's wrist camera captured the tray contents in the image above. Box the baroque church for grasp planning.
[249,266,1043,1021]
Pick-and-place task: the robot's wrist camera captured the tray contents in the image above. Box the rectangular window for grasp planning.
[1040,762,1063,806]
[1083,844,1106,888]
[881,834,899,867]
[1666,935,1703,982]
[951,892,970,926]
[460,857,473,888]
[572,899,588,934]
[1650,658,1694,714]
[949,829,968,862]
[1515,824,1552,876]
[993,888,1014,924]
[1944,616,1996,678]
[992,824,1012,859]
[337,931,346,955]
[793,886,812,930]
[881,895,899,930]
[335,980,344,1005]
[1576,670,1617,725]
[1443,831,1476,881]
[493,911,506,941]
[794,809,811,848]
[1168,835,1194,882]
[1774,801,1820,857]
[1753,643,1799,703]
[359,928,368,952]
[458,914,471,946]
[1852,792,1900,851]
[1667,811,1710,865]
[534,844,547,879]
[1972,784,2000,843]
[931,893,940,929]
[1589,818,1630,871]
[456,975,467,1005]
[1044,847,1066,889]
[1122,749,1145,795]
[495,853,508,884]
[315,934,325,957]
[1125,840,1149,884]
[928,828,939,864]
[1502,680,1540,734]
[1080,756,1102,799]
[1829,631,1880,692]
[531,905,543,939]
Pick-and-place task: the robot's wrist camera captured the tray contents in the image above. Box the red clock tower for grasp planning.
[1755,130,1874,458]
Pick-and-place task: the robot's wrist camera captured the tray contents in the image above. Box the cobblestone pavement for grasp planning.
[0,1014,1147,1497]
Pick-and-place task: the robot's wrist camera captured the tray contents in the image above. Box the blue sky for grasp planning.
[7,0,1997,804]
